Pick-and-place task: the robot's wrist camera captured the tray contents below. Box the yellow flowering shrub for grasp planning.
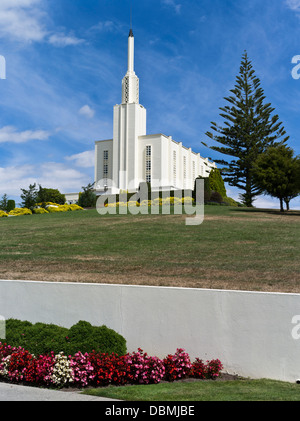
[105,202,127,208]
[68,204,84,211]
[127,201,140,207]
[0,210,8,218]
[140,200,155,207]
[36,202,58,207]
[159,197,182,205]
[45,203,84,213]
[181,197,194,204]
[47,206,66,213]
[33,208,49,214]
[9,208,32,216]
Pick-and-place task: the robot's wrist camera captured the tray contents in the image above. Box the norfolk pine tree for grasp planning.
[203,52,289,207]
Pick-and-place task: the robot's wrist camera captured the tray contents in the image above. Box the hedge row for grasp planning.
[1,319,127,356]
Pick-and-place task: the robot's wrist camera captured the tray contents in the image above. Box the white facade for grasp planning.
[64,193,79,204]
[95,29,216,195]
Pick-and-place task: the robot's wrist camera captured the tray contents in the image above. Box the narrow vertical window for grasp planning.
[192,161,196,182]
[173,151,177,186]
[103,150,109,184]
[145,145,151,184]
[183,156,187,188]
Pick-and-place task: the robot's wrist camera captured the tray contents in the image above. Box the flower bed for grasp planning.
[35,202,84,213]
[0,344,223,389]
[105,197,195,208]
[8,208,32,216]
[0,203,84,218]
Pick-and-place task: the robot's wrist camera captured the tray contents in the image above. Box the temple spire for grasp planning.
[122,24,139,103]
[127,25,135,74]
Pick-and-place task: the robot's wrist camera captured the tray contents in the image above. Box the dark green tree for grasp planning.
[208,168,227,199]
[0,194,8,211]
[20,183,38,209]
[78,183,97,208]
[252,145,300,212]
[193,176,211,203]
[37,185,66,205]
[203,51,289,207]
[7,200,15,212]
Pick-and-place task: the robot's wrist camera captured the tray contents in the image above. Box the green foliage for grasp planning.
[78,183,97,208]
[208,169,226,199]
[1,319,127,356]
[222,197,242,207]
[252,145,300,211]
[21,184,66,209]
[37,186,66,205]
[204,51,289,207]
[0,194,8,211]
[193,176,211,203]
[20,183,38,210]
[7,200,15,212]
[209,191,224,203]
[67,321,127,356]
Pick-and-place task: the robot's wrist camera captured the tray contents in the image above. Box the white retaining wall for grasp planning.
[0,280,300,383]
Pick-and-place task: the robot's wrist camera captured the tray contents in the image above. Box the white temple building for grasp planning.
[94,29,216,195]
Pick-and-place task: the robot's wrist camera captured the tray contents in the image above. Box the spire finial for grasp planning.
[129,2,133,37]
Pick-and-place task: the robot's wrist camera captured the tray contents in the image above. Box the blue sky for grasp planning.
[0,0,300,209]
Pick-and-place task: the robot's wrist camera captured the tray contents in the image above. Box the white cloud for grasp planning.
[0,162,90,198]
[0,126,50,144]
[162,0,182,14]
[38,162,88,191]
[0,1,85,47]
[0,0,47,43]
[286,0,300,11]
[90,20,114,32]
[0,0,41,7]
[48,32,85,47]
[79,105,95,119]
[0,164,36,197]
[65,150,95,168]
[89,20,123,34]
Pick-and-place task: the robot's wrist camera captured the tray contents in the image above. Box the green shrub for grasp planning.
[66,321,127,356]
[6,200,15,212]
[37,187,66,205]
[209,191,223,203]
[78,183,97,208]
[208,168,227,199]
[223,197,239,207]
[193,176,211,203]
[1,319,127,356]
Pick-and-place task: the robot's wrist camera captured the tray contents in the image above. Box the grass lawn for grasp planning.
[82,378,300,401]
[0,205,299,292]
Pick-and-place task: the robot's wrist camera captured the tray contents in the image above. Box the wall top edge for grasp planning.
[0,280,299,298]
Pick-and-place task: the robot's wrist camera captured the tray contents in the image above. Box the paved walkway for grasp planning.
[0,382,119,401]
